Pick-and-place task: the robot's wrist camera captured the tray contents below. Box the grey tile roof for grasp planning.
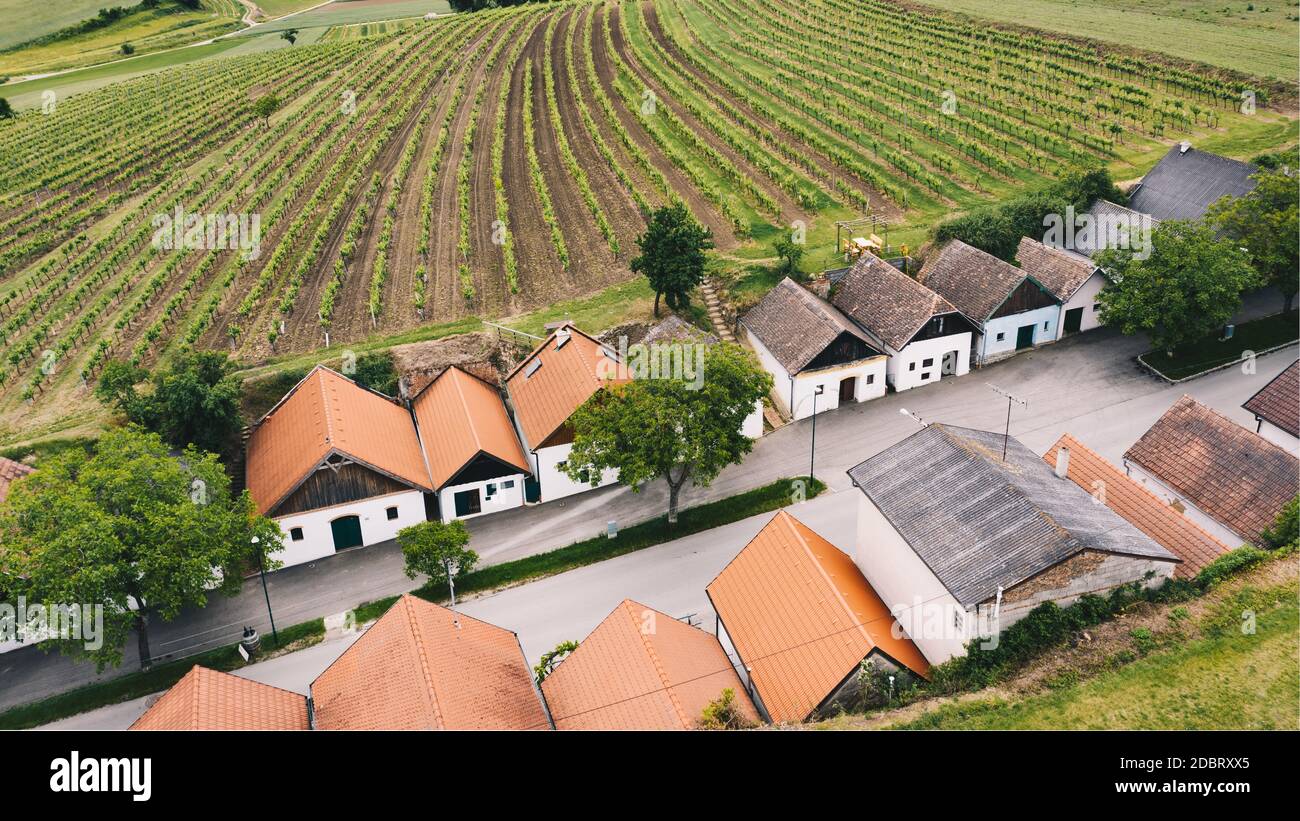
[740,277,878,374]
[1243,360,1300,439]
[642,314,717,346]
[917,240,1026,323]
[848,425,1178,607]
[1125,394,1299,545]
[1128,145,1258,222]
[1015,237,1098,301]
[1074,200,1160,259]
[831,254,959,351]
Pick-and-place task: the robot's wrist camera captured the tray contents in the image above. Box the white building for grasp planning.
[1015,237,1107,339]
[245,366,436,568]
[741,277,887,420]
[1124,394,1299,549]
[411,365,531,523]
[830,253,976,392]
[1242,360,1299,454]
[847,425,1179,665]
[918,239,1062,365]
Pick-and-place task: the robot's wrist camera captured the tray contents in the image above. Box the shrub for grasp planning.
[1193,545,1271,588]
[699,688,756,730]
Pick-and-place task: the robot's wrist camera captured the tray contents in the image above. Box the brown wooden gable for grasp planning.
[272,458,413,517]
[990,277,1059,320]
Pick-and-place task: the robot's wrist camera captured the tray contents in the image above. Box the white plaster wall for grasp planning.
[1124,462,1250,548]
[745,327,886,419]
[852,493,972,665]
[744,326,795,416]
[437,473,527,523]
[888,333,971,392]
[979,305,1059,363]
[1056,271,1106,340]
[743,400,764,439]
[272,489,427,569]
[1256,420,1300,455]
[532,442,619,502]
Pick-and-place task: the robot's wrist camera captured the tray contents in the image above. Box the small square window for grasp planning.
[908,362,916,371]
[1093,303,1100,312]
[996,332,1006,342]
[290,527,304,541]
[502,480,515,489]
[386,506,398,520]
[865,374,874,385]
[486,483,497,498]
[1043,321,1049,330]
[922,358,934,367]
[921,372,930,380]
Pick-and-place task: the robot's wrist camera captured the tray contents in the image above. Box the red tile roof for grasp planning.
[245,366,432,515]
[311,594,549,730]
[411,366,530,489]
[504,324,622,449]
[541,599,759,730]
[0,456,34,505]
[1243,360,1299,439]
[706,511,929,724]
[1124,395,1299,545]
[1044,435,1222,577]
[130,665,308,730]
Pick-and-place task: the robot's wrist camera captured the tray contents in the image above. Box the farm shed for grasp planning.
[1124,395,1299,548]
[830,253,975,391]
[706,510,929,724]
[1242,360,1299,453]
[740,277,887,420]
[541,599,758,730]
[411,365,531,523]
[848,425,1179,665]
[245,366,434,569]
[1015,236,1107,339]
[919,239,1062,365]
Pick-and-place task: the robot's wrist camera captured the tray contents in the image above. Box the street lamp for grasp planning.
[252,535,278,644]
[809,385,824,480]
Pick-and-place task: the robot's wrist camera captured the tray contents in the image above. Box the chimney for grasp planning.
[1179,140,1191,154]
[1054,446,1070,479]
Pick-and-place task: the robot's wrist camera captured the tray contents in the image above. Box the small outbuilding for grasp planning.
[1242,360,1299,453]
[1015,236,1106,339]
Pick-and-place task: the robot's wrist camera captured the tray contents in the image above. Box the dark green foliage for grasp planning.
[96,351,243,455]
[1259,496,1299,550]
[350,351,399,396]
[631,202,714,316]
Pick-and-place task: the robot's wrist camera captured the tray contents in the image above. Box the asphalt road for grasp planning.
[3,290,1293,714]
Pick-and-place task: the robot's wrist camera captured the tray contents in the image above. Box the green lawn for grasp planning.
[892,592,1298,730]
[0,0,138,51]
[1140,310,1299,380]
[909,0,1300,80]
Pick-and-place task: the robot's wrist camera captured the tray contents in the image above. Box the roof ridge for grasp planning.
[316,369,335,446]
[623,600,690,729]
[401,595,446,729]
[190,666,204,731]
[450,367,484,453]
[784,513,875,650]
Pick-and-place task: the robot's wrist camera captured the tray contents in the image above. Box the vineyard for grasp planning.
[0,0,1289,437]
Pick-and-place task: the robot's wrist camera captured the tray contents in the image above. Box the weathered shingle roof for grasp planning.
[1074,200,1160,258]
[541,599,758,730]
[1015,237,1098,301]
[1243,360,1299,439]
[917,239,1026,323]
[1124,395,1299,545]
[848,425,1178,607]
[1045,435,1218,578]
[741,277,878,374]
[707,511,930,724]
[1128,145,1258,221]
[411,366,529,490]
[831,254,960,350]
[130,665,308,731]
[0,456,34,505]
[641,314,717,346]
[311,594,549,730]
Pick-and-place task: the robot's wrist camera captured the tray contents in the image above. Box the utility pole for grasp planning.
[987,383,1027,460]
[809,385,824,480]
[251,535,278,644]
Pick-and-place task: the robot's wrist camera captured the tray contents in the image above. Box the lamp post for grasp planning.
[809,385,824,480]
[252,535,278,644]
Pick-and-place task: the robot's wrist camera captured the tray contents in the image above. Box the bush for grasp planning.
[1259,496,1298,549]
[1193,545,1271,588]
[699,688,756,729]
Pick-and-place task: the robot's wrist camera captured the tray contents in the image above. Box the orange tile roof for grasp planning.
[411,366,530,489]
[0,456,34,505]
[706,510,930,724]
[1044,435,1221,577]
[245,366,432,515]
[311,594,549,730]
[504,324,622,448]
[130,665,308,730]
[541,599,759,730]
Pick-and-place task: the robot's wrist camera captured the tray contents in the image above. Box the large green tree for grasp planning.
[96,350,243,455]
[1096,220,1261,355]
[0,427,281,670]
[563,342,771,524]
[1208,168,1299,312]
[630,203,714,316]
[397,520,478,604]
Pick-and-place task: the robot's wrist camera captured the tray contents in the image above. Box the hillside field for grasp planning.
[0,0,1295,445]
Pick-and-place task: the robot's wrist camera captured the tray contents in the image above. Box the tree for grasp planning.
[95,351,243,455]
[281,28,299,45]
[0,98,13,120]
[119,42,134,56]
[1208,168,1299,312]
[1259,496,1298,550]
[397,520,478,603]
[698,688,755,729]
[1096,220,1261,355]
[773,235,804,277]
[0,428,281,671]
[630,203,713,317]
[533,639,579,685]
[252,93,281,127]
[563,342,771,524]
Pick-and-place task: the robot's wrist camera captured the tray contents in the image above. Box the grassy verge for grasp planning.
[1139,310,1298,381]
[354,476,827,619]
[0,618,325,730]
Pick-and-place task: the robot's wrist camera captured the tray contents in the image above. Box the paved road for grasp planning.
[2,290,1292,712]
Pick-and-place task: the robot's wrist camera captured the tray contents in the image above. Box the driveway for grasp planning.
[2,290,1292,713]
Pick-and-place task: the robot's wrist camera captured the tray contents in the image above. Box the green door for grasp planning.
[1063,307,1083,335]
[454,488,481,517]
[330,515,363,551]
[1015,324,1035,350]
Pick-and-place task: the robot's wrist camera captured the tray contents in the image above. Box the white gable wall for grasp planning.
[978,305,1060,364]
[272,489,427,568]
[887,332,971,392]
[529,441,619,502]
[1056,271,1106,339]
[744,326,886,419]
[437,473,527,523]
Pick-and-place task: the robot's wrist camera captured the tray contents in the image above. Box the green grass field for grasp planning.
[910,0,1300,80]
[237,0,452,36]
[0,0,132,51]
